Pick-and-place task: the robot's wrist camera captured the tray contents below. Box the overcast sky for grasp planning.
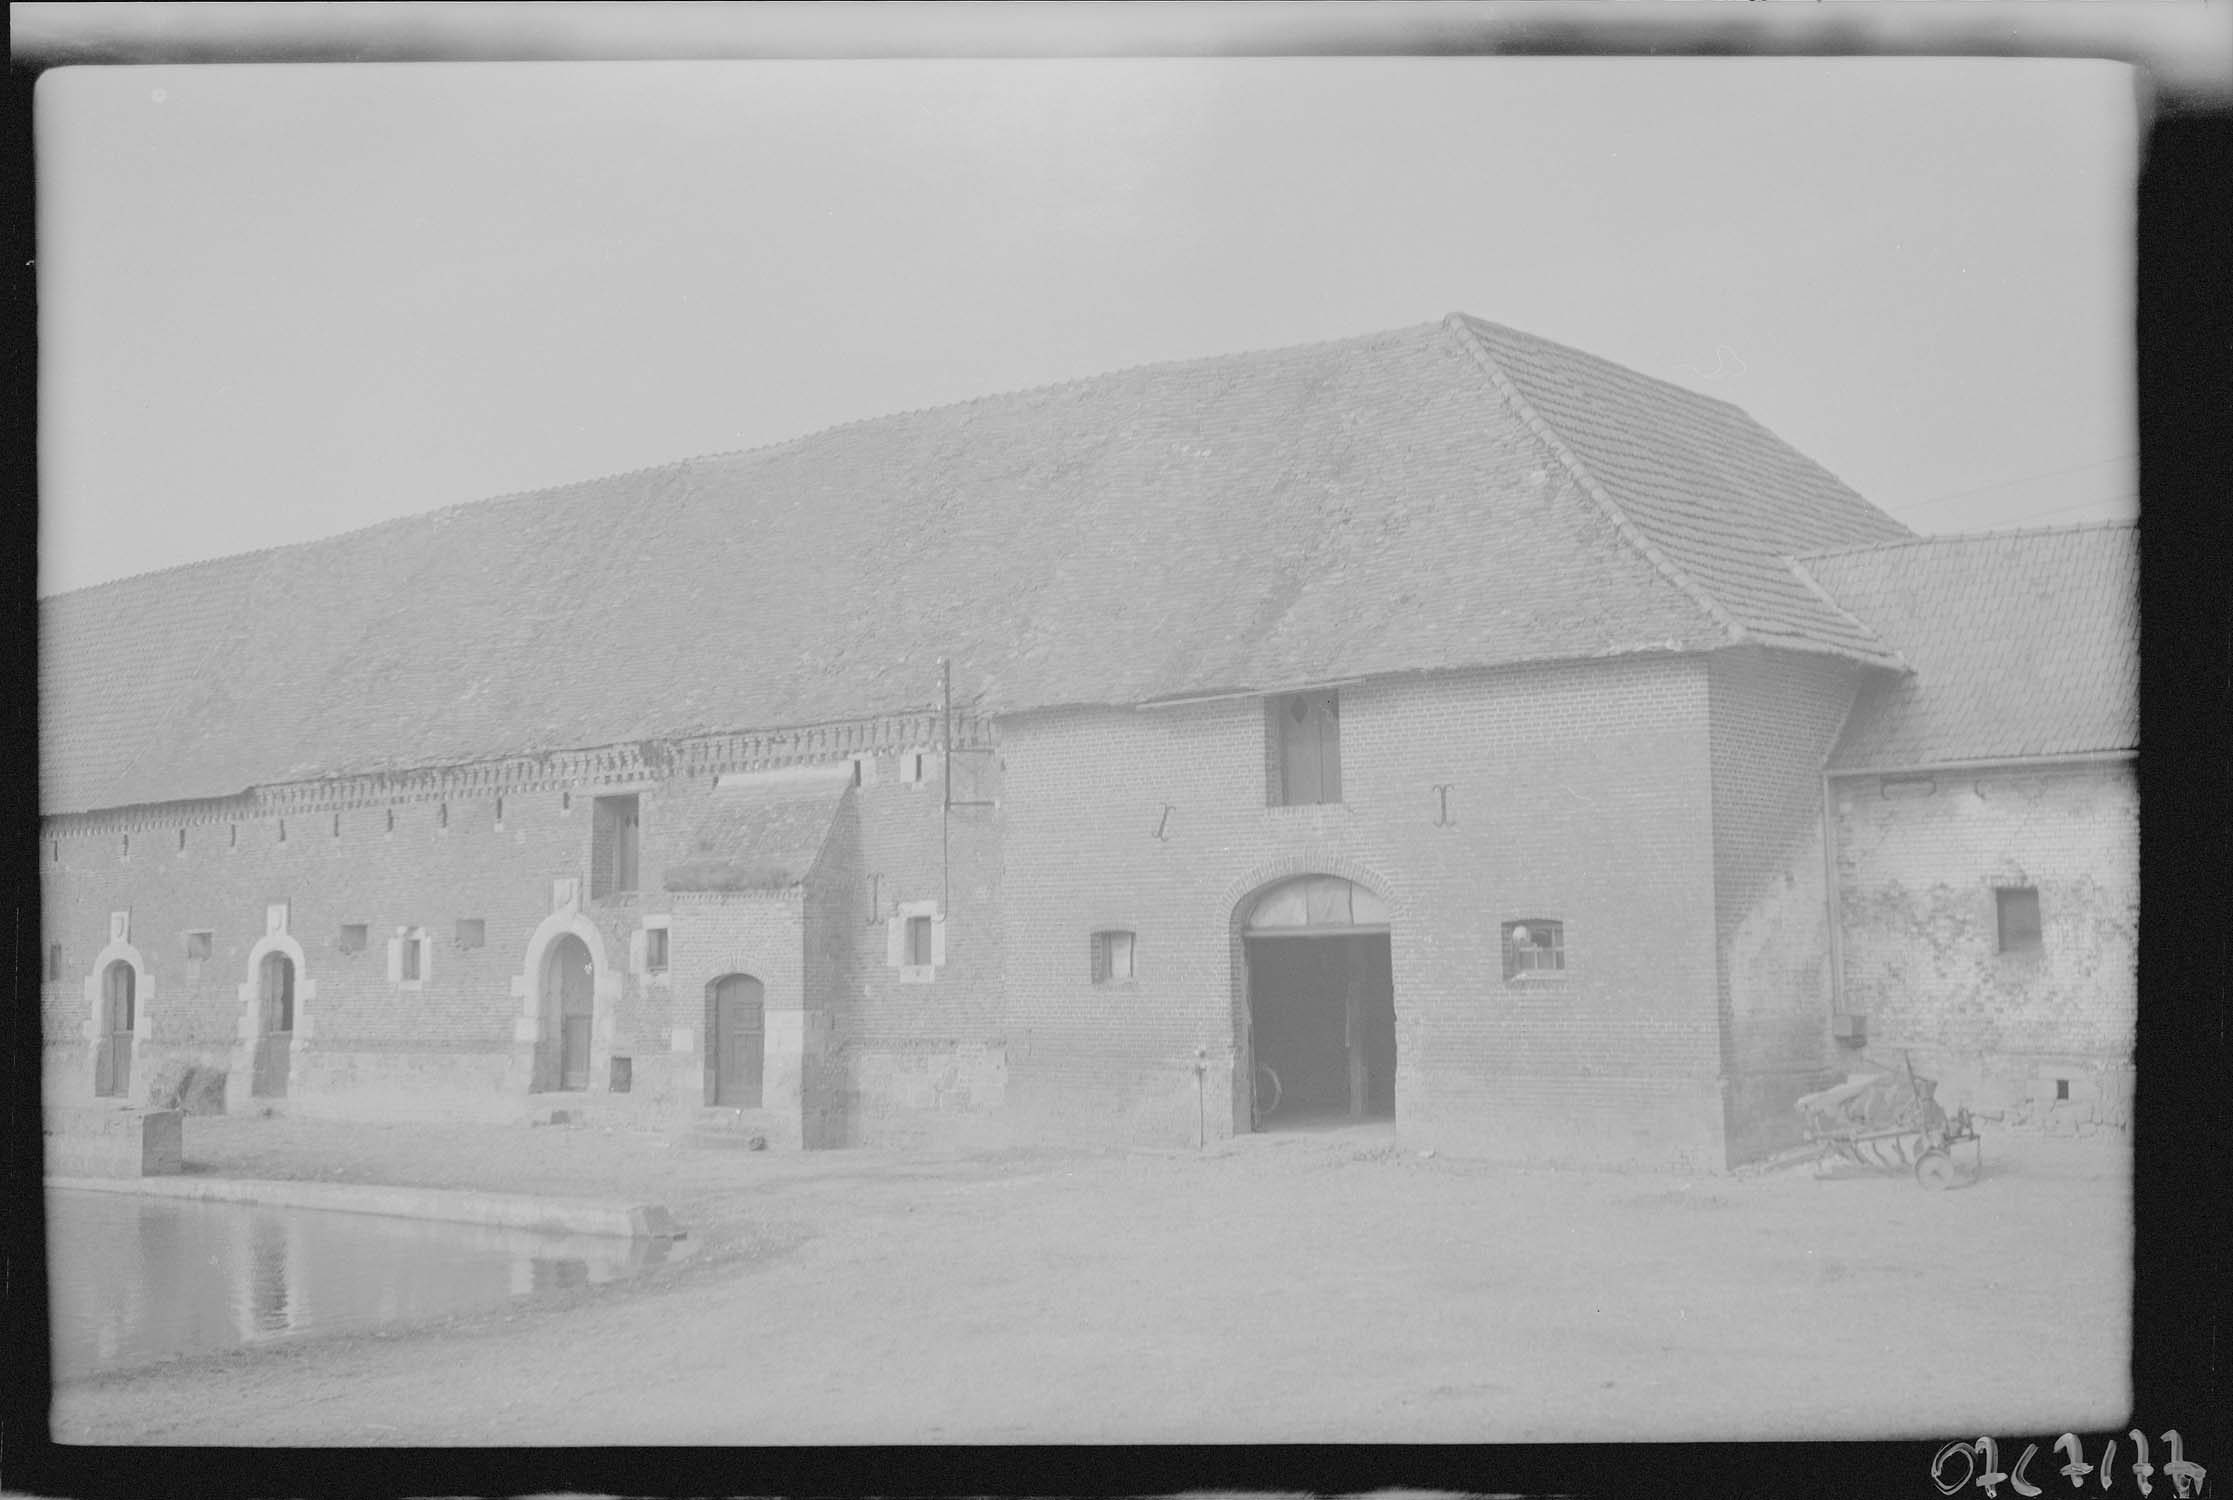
[36,56,2138,596]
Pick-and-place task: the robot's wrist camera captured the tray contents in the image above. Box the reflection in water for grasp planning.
[48,1190,682,1380]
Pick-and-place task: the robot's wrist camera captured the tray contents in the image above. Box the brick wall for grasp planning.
[1705,647,1867,1163]
[810,745,1008,1147]
[996,654,1728,1168]
[1832,759,2137,1112]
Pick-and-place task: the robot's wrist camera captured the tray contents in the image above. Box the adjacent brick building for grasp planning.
[37,314,2137,1167]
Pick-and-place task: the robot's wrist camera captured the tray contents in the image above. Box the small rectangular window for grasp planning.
[439,802,450,830]
[495,796,505,826]
[178,827,187,850]
[645,927,669,972]
[455,918,486,950]
[47,943,63,982]
[332,813,342,837]
[184,930,214,962]
[338,923,368,955]
[906,914,933,967]
[385,808,395,834]
[1091,930,1136,985]
[1996,886,2042,955]
[401,935,423,982]
[230,824,238,848]
[1502,919,1565,982]
[277,819,286,844]
[1268,690,1343,806]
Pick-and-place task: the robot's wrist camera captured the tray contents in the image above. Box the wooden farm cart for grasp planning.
[1791,1053,1981,1190]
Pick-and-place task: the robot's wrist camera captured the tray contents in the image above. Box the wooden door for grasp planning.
[97,962,135,1097]
[711,975,764,1108]
[253,952,294,1098]
[556,939,595,1091]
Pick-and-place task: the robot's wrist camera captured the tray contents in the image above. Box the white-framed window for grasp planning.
[1502,919,1565,983]
[888,900,945,984]
[388,927,430,988]
[1091,929,1136,985]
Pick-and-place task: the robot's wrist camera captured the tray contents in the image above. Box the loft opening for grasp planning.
[1266,690,1342,807]
[1238,874,1394,1132]
[590,794,641,900]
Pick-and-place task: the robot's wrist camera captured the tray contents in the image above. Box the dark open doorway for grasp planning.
[1240,875,1394,1131]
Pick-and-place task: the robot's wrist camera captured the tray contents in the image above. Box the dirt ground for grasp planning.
[47,1115,2131,1445]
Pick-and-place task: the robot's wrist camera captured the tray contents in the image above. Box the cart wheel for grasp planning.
[1915,1150,1958,1191]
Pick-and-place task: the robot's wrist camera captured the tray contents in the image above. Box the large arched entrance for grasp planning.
[538,935,596,1092]
[95,960,136,1098]
[1239,875,1395,1131]
[705,974,766,1109]
[251,952,295,1098]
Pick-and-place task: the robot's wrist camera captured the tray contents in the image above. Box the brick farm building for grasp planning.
[37,315,2137,1169]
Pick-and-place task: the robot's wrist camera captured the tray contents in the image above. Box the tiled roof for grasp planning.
[40,314,1913,815]
[663,769,850,892]
[1799,524,2138,770]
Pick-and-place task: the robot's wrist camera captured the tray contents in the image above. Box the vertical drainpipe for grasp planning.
[940,657,952,918]
[1820,771,1847,1021]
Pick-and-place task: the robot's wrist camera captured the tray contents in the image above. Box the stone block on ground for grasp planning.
[42,1107,184,1178]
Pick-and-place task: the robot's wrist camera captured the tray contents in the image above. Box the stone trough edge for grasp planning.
[44,1174,681,1240]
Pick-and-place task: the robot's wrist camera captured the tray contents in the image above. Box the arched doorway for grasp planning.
[1239,875,1395,1131]
[251,952,295,1098]
[538,935,596,1092]
[95,961,136,1098]
[706,974,765,1109]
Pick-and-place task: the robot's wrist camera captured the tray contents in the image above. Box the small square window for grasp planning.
[338,923,368,955]
[906,914,934,967]
[1091,929,1136,985]
[401,936,423,981]
[455,918,486,950]
[1996,886,2041,955]
[645,926,669,972]
[1502,919,1565,982]
[184,930,214,962]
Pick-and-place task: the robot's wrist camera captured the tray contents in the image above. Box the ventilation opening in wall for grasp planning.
[48,943,63,981]
[495,796,505,826]
[386,808,395,834]
[439,802,450,830]
[184,931,213,962]
[338,923,368,955]
[332,813,341,837]
[1995,886,2042,956]
[121,833,129,857]
[2056,1078,2070,1102]
[455,918,486,950]
[278,820,287,844]
[177,828,186,851]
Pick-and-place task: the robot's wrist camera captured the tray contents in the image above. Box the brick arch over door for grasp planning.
[236,930,313,1100]
[1222,858,1402,1135]
[513,908,617,1095]
[82,939,151,1105]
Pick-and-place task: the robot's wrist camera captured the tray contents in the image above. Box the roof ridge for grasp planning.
[1438,312,1748,647]
[1800,517,2136,561]
[42,319,1456,605]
